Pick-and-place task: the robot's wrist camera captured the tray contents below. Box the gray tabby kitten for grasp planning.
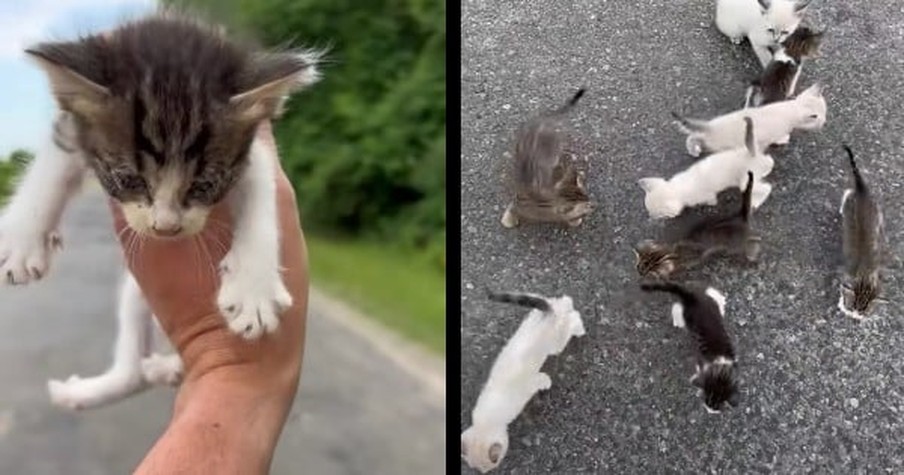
[501,88,595,228]
[745,26,824,108]
[838,145,887,319]
[635,171,761,279]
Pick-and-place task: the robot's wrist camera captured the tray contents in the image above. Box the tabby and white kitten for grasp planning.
[0,14,320,409]
[635,172,761,279]
[715,0,811,67]
[641,282,740,413]
[673,83,826,157]
[838,145,886,319]
[461,290,585,473]
[501,88,595,228]
[745,27,824,108]
[640,118,774,219]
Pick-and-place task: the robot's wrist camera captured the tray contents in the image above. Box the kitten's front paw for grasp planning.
[686,137,704,157]
[47,375,87,411]
[0,228,62,285]
[731,36,743,45]
[141,353,184,386]
[217,254,293,340]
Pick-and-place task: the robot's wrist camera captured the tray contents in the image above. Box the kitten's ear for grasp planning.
[488,442,503,464]
[638,177,665,193]
[800,83,823,98]
[230,50,322,122]
[25,42,110,119]
[794,0,812,12]
[756,0,770,11]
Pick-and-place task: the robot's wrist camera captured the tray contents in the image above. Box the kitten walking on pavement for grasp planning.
[715,0,812,67]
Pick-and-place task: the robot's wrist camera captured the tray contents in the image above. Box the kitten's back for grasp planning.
[842,145,883,275]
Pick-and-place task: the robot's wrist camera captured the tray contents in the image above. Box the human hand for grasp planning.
[110,121,309,474]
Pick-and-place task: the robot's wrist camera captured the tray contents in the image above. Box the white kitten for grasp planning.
[674,83,826,157]
[640,117,774,219]
[461,291,585,473]
[715,0,811,67]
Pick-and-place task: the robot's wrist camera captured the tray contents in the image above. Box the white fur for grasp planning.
[47,271,183,410]
[840,188,853,215]
[715,0,806,67]
[461,295,585,473]
[671,303,686,328]
[705,287,727,317]
[837,291,864,321]
[680,83,826,157]
[639,145,774,219]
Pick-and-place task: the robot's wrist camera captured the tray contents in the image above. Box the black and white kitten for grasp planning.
[745,26,824,108]
[641,282,740,413]
[838,145,886,319]
[0,13,321,409]
[635,171,761,279]
[501,88,595,228]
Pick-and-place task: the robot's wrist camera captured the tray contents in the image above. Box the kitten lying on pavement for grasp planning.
[640,118,774,219]
[501,88,595,228]
[461,290,585,473]
[715,0,811,67]
[0,14,321,409]
[745,26,824,108]
[838,145,887,319]
[635,172,761,279]
[673,82,826,157]
[641,282,740,413]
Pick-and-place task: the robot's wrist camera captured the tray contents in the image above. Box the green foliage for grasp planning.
[165,0,446,268]
[0,149,32,204]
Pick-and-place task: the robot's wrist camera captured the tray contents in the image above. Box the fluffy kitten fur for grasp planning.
[0,13,320,409]
[641,282,739,413]
[635,172,761,278]
[715,0,811,67]
[746,27,824,108]
[461,291,585,473]
[640,118,774,219]
[838,145,886,319]
[501,88,595,228]
[674,83,826,157]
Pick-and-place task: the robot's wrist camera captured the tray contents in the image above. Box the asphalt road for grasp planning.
[0,189,444,474]
[462,1,904,473]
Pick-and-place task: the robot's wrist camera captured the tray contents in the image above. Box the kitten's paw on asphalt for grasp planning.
[218,254,293,340]
[0,228,62,285]
[141,353,184,386]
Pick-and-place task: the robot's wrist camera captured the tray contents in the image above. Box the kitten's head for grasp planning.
[792,83,827,130]
[782,26,824,59]
[27,16,320,238]
[758,0,810,44]
[461,425,508,473]
[841,273,883,316]
[633,240,677,279]
[639,177,682,219]
[692,360,740,414]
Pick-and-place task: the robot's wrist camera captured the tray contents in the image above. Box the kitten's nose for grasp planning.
[152,223,183,236]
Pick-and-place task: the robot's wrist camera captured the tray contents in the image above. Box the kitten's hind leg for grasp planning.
[501,204,520,228]
[750,181,773,209]
[839,189,853,215]
[671,303,686,328]
[48,271,151,410]
[533,373,552,391]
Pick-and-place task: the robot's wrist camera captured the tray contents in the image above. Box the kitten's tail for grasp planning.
[640,282,698,306]
[487,289,552,313]
[843,144,867,193]
[740,171,754,222]
[551,87,587,115]
[743,117,758,157]
[671,111,707,133]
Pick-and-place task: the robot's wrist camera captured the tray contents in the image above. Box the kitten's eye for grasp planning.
[780,30,788,35]
[766,28,775,33]
[186,181,213,202]
[119,175,148,194]
[809,114,819,119]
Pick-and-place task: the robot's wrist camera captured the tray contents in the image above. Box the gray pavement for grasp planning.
[0,189,444,474]
[462,1,904,473]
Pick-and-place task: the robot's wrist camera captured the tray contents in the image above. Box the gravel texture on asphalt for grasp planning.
[461,1,904,473]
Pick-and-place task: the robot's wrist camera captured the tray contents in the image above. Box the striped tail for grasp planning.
[740,171,754,222]
[843,144,867,193]
[487,289,552,312]
[552,87,587,114]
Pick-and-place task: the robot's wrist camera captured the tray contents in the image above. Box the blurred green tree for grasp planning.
[165,0,446,268]
[0,149,32,203]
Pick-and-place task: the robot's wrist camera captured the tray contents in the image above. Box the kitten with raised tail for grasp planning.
[746,26,824,108]
[715,0,811,67]
[640,282,740,413]
[461,290,585,473]
[0,14,321,409]
[838,145,887,319]
[501,88,595,228]
[640,117,774,219]
[674,82,826,157]
[636,171,761,279]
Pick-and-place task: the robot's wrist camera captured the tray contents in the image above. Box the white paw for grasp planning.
[0,227,62,285]
[501,207,519,228]
[686,137,703,157]
[217,253,293,340]
[47,375,89,411]
[731,36,742,45]
[141,353,183,386]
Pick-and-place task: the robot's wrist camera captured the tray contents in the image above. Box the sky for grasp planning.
[0,0,157,155]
